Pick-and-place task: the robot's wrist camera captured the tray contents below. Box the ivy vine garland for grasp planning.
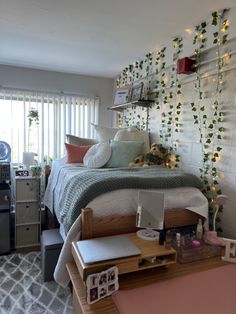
[116,8,230,205]
[191,9,230,230]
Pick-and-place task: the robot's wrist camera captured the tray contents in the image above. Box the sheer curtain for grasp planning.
[0,89,99,164]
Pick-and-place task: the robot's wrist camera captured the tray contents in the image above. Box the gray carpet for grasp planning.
[0,251,72,314]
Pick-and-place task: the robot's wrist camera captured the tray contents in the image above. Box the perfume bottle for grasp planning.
[165,230,172,249]
[196,218,203,240]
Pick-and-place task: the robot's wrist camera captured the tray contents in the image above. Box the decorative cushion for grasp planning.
[83,142,112,168]
[91,123,123,142]
[65,143,92,163]
[114,127,150,153]
[66,134,98,146]
[105,140,144,168]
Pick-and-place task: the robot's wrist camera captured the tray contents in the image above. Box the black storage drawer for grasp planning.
[0,187,10,211]
[0,211,10,254]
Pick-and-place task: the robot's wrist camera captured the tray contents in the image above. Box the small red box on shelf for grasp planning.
[177,57,196,74]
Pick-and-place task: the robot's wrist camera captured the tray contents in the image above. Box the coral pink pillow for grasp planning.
[65,143,92,163]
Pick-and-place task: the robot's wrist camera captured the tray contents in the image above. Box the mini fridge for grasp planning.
[0,183,11,254]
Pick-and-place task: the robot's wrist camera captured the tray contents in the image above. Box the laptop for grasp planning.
[76,235,141,264]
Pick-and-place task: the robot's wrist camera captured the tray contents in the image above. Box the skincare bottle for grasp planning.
[165,230,172,249]
[196,218,203,240]
[176,233,181,247]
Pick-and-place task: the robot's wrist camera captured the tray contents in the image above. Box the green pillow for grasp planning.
[106,140,144,168]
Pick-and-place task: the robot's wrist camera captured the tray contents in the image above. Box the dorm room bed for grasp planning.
[44,157,208,287]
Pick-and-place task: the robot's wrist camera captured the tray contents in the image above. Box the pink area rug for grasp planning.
[112,264,236,314]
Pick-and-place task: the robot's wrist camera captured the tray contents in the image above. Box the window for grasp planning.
[0,89,99,164]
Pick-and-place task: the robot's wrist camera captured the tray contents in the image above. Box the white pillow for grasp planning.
[83,142,111,168]
[114,127,150,153]
[91,123,123,142]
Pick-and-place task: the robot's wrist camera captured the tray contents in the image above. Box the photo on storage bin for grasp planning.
[107,281,119,296]
[89,274,99,288]
[86,266,119,304]
[99,272,107,285]
[99,286,107,298]
[88,287,98,304]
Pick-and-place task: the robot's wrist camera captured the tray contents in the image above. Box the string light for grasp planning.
[219,172,225,180]
[221,19,229,32]
[163,77,169,85]
[211,184,216,191]
[185,28,193,35]
[169,154,176,162]
[223,51,231,64]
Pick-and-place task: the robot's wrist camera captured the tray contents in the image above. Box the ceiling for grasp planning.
[0,0,235,78]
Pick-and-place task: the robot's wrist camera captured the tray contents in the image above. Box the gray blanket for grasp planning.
[56,166,203,234]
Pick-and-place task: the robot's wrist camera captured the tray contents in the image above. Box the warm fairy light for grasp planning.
[223,51,231,64]
[185,28,193,35]
[215,155,221,162]
[211,185,216,191]
[163,77,169,84]
[221,19,229,32]
[219,172,225,180]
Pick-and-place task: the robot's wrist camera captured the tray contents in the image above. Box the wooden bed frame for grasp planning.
[80,207,202,240]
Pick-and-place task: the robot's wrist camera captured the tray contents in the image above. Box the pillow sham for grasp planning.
[91,123,123,142]
[65,143,92,163]
[114,127,150,153]
[105,140,144,168]
[66,134,98,146]
[83,142,111,168]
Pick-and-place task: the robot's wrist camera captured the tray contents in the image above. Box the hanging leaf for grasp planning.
[212,12,218,25]
[222,34,228,44]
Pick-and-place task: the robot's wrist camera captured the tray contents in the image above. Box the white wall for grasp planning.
[0,64,114,126]
[115,8,236,239]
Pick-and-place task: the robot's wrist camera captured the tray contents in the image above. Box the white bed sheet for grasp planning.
[44,159,209,287]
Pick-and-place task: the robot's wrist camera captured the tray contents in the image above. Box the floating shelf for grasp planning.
[108,99,155,111]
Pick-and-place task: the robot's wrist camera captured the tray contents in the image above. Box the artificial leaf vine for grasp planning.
[116,8,231,199]
[191,9,230,230]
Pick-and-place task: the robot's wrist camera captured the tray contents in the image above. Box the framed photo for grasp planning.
[131,82,144,101]
[15,170,29,177]
[113,86,130,105]
[86,266,119,304]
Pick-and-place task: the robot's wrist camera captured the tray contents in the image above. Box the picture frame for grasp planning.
[130,82,144,101]
[15,170,29,177]
[86,266,119,304]
[113,86,130,105]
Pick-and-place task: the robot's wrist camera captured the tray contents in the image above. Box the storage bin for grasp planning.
[15,202,39,224]
[16,178,39,201]
[16,224,39,247]
[41,229,63,282]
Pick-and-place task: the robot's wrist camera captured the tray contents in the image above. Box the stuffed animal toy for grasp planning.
[129,143,170,168]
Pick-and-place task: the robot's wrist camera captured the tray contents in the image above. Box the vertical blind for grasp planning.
[0,89,99,164]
